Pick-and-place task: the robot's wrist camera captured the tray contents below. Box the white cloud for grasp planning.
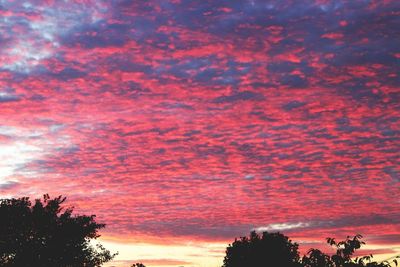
[0,125,73,183]
[0,141,42,180]
[0,1,108,72]
[253,222,310,232]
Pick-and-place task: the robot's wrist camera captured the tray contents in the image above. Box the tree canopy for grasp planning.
[223,231,302,267]
[0,194,116,267]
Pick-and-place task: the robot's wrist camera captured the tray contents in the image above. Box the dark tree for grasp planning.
[131,263,146,267]
[302,234,399,267]
[0,194,116,267]
[223,231,303,267]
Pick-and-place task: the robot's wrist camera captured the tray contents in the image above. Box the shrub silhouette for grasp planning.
[0,194,116,267]
[131,263,146,267]
[223,232,399,267]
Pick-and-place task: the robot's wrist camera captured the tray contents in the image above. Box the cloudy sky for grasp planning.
[0,0,399,266]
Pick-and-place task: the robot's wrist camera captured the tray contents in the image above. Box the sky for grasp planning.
[0,0,399,266]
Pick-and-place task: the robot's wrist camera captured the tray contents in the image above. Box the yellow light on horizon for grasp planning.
[99,238,227,267]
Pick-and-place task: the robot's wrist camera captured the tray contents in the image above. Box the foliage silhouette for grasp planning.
[131,263,146,267]
[0,194,116,267]
[302,234,399,267]
[223,232,399,267]
[223,231,303,267]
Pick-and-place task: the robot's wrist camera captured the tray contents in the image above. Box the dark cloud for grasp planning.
[0,94,20,103]
[213,91,264,103]
[282,100,307,111]
[0,181,20,190]
[50,68,87,80]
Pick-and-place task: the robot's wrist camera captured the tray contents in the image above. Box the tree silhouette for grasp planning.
[0,194,116,267]
[302,234,399,267]
[223,231,303,267]
[131,263,146,267]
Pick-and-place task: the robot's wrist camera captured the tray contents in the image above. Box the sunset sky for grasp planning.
[0,0,399,266]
